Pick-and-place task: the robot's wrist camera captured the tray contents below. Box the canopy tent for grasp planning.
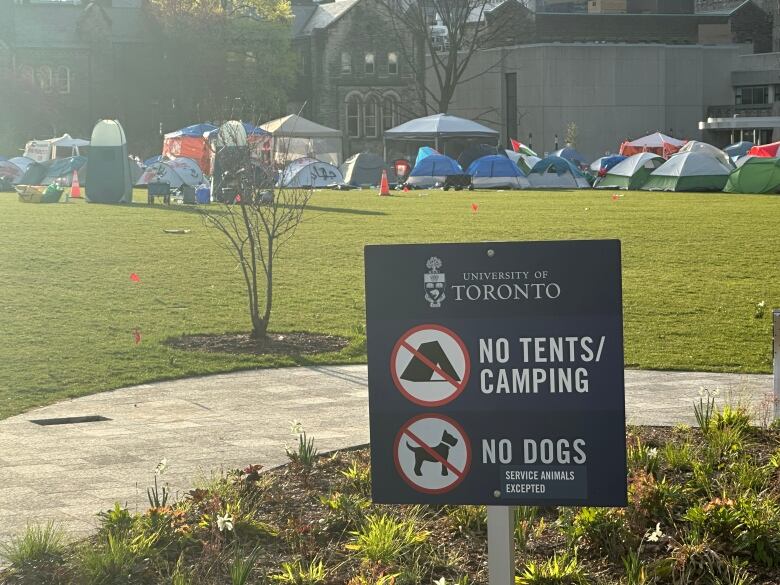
[261,114,343,167]
[724,157,780,194]
[457,143,504,170]
[590,155,627,174]
[340,152,393,187]
[383,114,498,158]
[23,134,90,162]
[747,142,780,158]
[467,155,529,189]
[596,153,663,190]
[526,156,590,189]
[406,153,463,188]
[415,146,439,166]
[162,123,218,173]
[619,132,687,158]
[136,157,205,188]
[278,157,344,188]
[724,141,753,160]
[642,152,730,192]
[0,160,25,184]
[551,147,587,167]
[677,141,732,169]
[20,156,87,186]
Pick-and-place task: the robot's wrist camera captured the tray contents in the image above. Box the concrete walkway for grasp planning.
[0,365,773,547]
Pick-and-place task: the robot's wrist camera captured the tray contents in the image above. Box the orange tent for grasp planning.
[162,124,218,174]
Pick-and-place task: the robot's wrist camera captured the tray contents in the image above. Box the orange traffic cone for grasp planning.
[379,170,390,196]
[70,170,82,198]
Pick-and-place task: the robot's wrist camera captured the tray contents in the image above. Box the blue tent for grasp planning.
[415,146,438,166]
[166,123,218,138]
[144,155,164,167]
[724,141,753,159]
[590,155,626,173]
[552,147,588,166]
[407,154,462,188]
[467,155,529,189]
[527,156,590,189]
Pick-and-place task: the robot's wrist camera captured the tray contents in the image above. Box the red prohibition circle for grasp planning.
[390,323,471,407]
[393,413,472,495]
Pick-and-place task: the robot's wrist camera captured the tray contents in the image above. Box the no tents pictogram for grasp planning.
[393,414,471,494]
[390,324,471,407]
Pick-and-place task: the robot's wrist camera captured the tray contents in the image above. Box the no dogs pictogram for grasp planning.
[391,324,471,407]
[394,414,471,494]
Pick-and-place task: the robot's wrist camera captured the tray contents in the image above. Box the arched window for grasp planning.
[382,95,398,131]
[387,52,398,75]
[55,66,71,94]
[341,52,352,74]
[36,66,53,93]
[346,94,361,138]
[364,53,375,74]
[364,97,378,138]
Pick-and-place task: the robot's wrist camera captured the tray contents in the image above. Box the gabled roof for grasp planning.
[294,0,360,37]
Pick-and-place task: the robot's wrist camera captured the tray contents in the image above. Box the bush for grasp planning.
[346,514,428,568]
[0,521,66,570]
[445,505,487,536]
[515,553,589,584]
[564,507,635,560]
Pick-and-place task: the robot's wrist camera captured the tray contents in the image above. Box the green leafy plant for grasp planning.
[515,552,589,584]
[320,491,371,531]
[627,437,659,478]
[0,521,66,570]
[231,546,263,585]
[271,558,327,584]
[346,513,429,567]
[341,460,372,496]
[97,503,135,537]
[694,389,717,435]
[565,507,634,560]
[445,505,487,535]
[515,506,539,551]
[711,405,751,436]
[662,441,694,472]
[668,538,728,585]
[621,549,651,585]
[79,530,153,584]
[287,423,319,470]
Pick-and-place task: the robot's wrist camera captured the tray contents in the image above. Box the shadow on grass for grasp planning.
[303,204,387,216]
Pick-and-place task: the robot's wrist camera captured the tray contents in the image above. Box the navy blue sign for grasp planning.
[365,240,627,506]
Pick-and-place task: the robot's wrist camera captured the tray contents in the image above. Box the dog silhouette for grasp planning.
[406,429,459,476]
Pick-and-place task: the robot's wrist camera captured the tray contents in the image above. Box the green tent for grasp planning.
[642,152,730,192]
[724,157,780,194]
[597,153,663,190]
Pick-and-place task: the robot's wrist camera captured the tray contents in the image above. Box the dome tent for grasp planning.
[596,153,664,190]
[677,141,733,169]
[642,152,731,192]
[136,157,205,188]
[340,152,393,187]
[467,155,529,189]
[724,157,780,194]
[551,147,587,166]
[278,157,344,188]
[526,156,590,189]
[406,153,463,188]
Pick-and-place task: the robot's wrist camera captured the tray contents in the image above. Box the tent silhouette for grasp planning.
[401,340,460,382]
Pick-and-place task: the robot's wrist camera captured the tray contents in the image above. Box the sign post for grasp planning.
[365,240,627,582]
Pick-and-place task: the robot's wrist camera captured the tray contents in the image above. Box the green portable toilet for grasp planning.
[85,119,132,203]
[597,153,664,190]
[642,152,730,192]
[724,157,780,194]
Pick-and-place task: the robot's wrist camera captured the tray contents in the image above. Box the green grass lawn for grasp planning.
[0,188,777,420]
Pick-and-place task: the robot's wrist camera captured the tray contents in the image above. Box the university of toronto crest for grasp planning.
[424,257,446,308]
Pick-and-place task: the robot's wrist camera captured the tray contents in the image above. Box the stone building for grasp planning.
[291,0,421,156]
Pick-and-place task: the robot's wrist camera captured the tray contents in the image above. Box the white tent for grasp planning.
[136,157,204,188]
[260,115,343,166]
[278,157,344,188]
[642,152,731,192]
[677,141,733,169]
[23,134,90,162]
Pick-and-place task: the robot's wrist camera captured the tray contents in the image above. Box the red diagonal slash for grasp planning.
[403,427,463,478]
[400,340,464,390]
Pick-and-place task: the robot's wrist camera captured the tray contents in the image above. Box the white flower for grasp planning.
[646,522,663,542]
[290,420,303,435]
[155,458,168,475]
[757,300,766,309]
[648,448,658,459]
[217,514,234,532]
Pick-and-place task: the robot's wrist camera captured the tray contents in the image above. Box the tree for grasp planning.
[199,124,312,340]
[375,0,512,115]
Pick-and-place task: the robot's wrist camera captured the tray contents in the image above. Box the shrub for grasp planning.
[515,553,589,584]
[711,405,751,436]
[271,558,326,584]
[0,521,66,570]
[97,503,135,537]
[565,507,635,560]
[78,530,153,584]
[662,441,694,472]
[320,492,370,532]
[668,538,728,584]
[346,513,428,567]
[627,437,659,478]
[628,471,689,531]
[341,460,372,496]
[445,505,487,535]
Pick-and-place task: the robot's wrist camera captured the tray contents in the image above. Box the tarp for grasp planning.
[385,114,499,140]
[596,153,663,190]
[164,122,270,174]
[619,132,687,158]
[340,152,392,186]
[457,143,504,170]
[278,157,344,188]
[747,142,780,158]
[677,141,732,169]
[260,114,342,166]
[527,156,590,189]
[724,157,780,194]
[467,155,529,189]
[551,147,587,166]
[136,157,205,188]
[642,152,731,192]
[406,153,463,188]
[415,146,439,167]
[20,156,87,186]
[724,141,753,159]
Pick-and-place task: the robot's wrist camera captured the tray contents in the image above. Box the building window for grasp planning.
[388,52,398,75]
[364,97,378,138]
[382,96,398,131]
[36,66,53,93]
[346,95,361,138]
[55,66,70,94]
[735,86,769,106]
[364,53,375,74]
[341,52,351,74]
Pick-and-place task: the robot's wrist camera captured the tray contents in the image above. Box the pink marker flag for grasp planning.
[130,273,141,283]
[471,203,479,213]
[132,328,142,345]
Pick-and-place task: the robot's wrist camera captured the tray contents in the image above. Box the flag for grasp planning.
[510,139,537,157]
